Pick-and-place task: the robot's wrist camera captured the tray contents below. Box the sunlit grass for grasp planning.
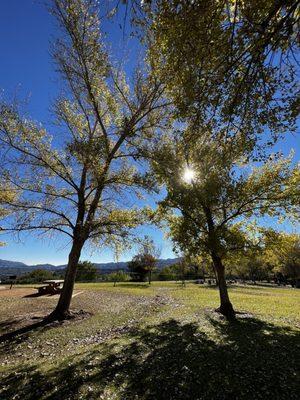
[76,281,300,323]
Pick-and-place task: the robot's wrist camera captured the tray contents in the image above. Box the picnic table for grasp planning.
[36,280,64,295]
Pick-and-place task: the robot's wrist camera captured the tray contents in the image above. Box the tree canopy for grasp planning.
[147,0,299,137]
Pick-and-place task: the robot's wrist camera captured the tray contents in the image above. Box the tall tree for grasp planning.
[0,0,166,319]
[152,131,299,319]
[145,0,299,320]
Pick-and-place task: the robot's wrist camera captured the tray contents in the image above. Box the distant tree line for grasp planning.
[14,230,300,287]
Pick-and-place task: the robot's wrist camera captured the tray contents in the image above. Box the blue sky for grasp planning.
[0,1,298,265]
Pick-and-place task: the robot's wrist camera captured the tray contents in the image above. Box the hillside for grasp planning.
[0,257,181,276]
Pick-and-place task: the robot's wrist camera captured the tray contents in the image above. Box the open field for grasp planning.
[0,282,299,399]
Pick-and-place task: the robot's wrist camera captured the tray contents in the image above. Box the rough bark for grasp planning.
[49,237,85,320]
[211,262,219,285]
[148,270,152,285]
[212,254,235,320]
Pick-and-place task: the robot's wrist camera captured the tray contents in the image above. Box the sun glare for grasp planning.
[183,168,195,183]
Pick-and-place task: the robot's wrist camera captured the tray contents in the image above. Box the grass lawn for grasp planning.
[0,282,299,399]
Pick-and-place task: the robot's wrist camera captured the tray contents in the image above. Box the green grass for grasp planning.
[0,283,299,399]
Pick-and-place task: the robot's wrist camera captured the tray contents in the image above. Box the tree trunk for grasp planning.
[211,262,219,285]
[212,254,235,320]
[49,238,84,320]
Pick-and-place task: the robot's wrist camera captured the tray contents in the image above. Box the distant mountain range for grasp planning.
[0,257,181,276]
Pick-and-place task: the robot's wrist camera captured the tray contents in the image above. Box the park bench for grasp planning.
[35,280,64,295]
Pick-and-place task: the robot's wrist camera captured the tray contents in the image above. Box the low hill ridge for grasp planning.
[0,257,181,276]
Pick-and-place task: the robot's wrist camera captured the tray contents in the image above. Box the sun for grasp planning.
[183,168,195,183]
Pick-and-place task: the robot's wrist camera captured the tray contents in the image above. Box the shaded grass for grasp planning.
[1,317,299,400]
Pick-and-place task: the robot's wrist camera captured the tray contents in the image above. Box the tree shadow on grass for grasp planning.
[0,318,22,333]
[1,317,299,400]
[0,317,63,348]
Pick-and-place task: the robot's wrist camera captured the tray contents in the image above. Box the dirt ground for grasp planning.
[0,287,86,335]
[0,287,83,298]
[0,287,38,297]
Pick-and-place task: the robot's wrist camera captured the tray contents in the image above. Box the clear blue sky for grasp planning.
[0,1,298,265]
